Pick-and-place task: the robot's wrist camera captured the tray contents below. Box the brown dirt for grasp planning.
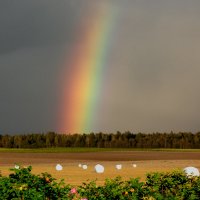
[0,151,200,185]
[1,151,200,164]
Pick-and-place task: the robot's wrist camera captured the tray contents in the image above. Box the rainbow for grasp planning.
[58,5,117,134]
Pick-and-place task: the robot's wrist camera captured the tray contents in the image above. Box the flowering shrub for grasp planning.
[0,166,200,199]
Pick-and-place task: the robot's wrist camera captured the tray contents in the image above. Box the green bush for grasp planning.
[0,166,200,199]
[0,166,72,200]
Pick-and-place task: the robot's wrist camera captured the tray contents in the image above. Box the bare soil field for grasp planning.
[0,151,200,185]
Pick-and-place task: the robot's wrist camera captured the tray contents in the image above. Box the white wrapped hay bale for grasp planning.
[183,166,199,177]
[94,164,104,173]
[56,164,63,171]
[132,164,137,168]
[82,164,88,170]
[116,164,122,170]
[78,163,82,168]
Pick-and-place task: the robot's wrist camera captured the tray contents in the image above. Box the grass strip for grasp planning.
[0,147,200,153]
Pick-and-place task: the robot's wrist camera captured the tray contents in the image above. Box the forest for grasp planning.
[0,131,200,149]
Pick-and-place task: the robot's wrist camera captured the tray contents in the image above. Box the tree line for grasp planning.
[0,131,200,149]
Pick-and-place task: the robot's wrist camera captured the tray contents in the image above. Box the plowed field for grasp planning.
[1,151,200,185]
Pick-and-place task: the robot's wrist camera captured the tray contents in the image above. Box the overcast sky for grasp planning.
[1,0,200,134]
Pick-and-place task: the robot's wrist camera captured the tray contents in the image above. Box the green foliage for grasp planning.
[1,166,200,199]
[145,171,200,199]
[0,166,71,200]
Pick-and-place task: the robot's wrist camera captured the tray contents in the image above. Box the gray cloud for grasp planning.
[93,0,200,133]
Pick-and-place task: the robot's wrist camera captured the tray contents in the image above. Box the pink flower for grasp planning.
[70,188,77,194]
[81,199,88,200]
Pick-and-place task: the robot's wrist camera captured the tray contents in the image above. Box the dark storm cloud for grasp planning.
[0,0,82,54]
[1,0,200,134]
[0,0,91,134]
[0,46,61,133]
